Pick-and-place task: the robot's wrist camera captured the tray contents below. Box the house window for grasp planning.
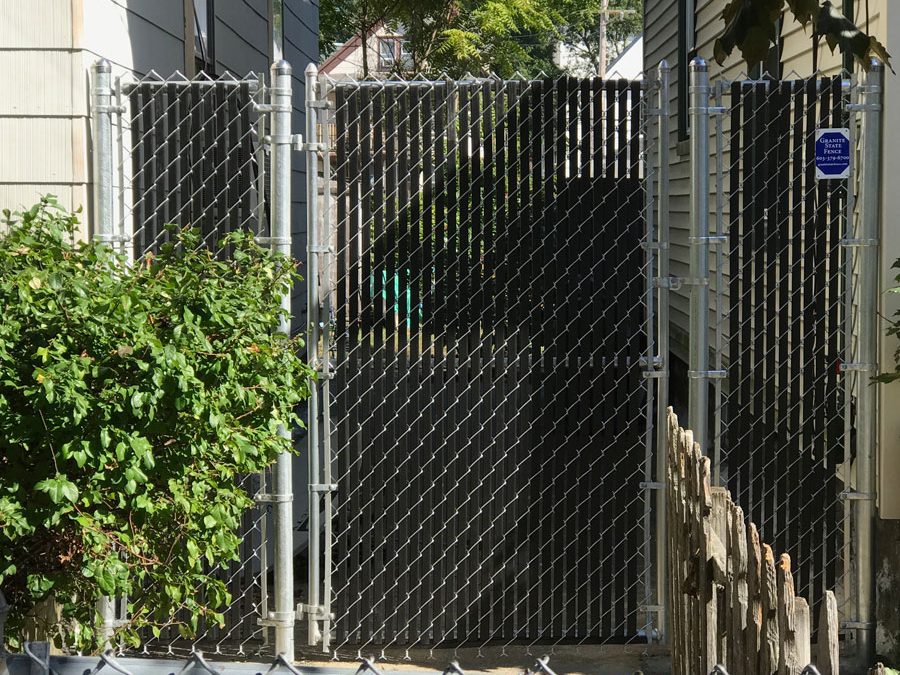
[377,37,411,72]
[193,0,216,75]
[677,0,696,142]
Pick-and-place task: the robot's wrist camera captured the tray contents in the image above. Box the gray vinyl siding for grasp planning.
[214,0,270,75]
[644,0,691,361]
[83,0,186,76]
[283,0,319,337]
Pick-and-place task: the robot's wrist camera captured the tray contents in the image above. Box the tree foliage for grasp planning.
[715,0,892,71]
[0,198,312,652]
[556,0,642,77]
[318,0,643,77]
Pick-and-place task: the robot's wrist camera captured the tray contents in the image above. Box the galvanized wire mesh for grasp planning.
[709,75,855,627]
[312,73,662,654]
[112,71,270,260]
[107,70,275,657]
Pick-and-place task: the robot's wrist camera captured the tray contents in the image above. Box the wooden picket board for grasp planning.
[665,408,840,675]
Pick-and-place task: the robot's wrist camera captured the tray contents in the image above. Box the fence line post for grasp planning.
[688,57,711,452]
[855,57,883,667]
[92,59,114,246]
[270,59,297,662]
[91,58,116,649]
[303,62,323,650]
[655,58,671,645]
[317,71,334,654]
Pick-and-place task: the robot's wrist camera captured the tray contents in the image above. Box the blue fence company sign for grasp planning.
[815,128,851,180]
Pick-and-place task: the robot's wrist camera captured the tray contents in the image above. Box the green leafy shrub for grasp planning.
[0,198,312,651]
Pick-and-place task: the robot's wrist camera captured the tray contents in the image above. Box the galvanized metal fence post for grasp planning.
[655,59,671,643]
[688,57,711,453]
[91,58,116,649]
[304,63,323,649]
[854,58,882,667]
[270,59,296,662]
[316,72,335,654]
[92,59,114,246]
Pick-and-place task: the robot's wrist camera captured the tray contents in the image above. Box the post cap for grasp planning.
[94,58,112,73]
[690,56,708,72]
[305,63,319,77]
[869,57,884,72]
[658,59,670,71]
[272,59,292,76]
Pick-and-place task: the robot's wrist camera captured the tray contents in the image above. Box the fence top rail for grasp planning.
[320,73,653,90]
[114,69,264,92]
[712,72,854,92]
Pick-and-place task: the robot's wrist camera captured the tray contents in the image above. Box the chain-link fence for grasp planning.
[304,69,672,655]
[89,62,290,658]
[685,58,884,658]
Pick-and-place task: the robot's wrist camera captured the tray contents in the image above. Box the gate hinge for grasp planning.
[841,238,878,247]
[839,490,875,502]
[679,277,710,287]
[641,241,670,251]
[639,356,663,369]
[308,100,334,109]
[264,134,305,151]
[303,142,329,152]
[841,620,876,629]
[653,276,683,290]
[840,362,875,373]
[309,244,332,253]
[708,106,728,115]
[254,492,293,504]
[640,481,666,490]
[255,236,291,247]
[310,483,338,493]
[258,610,297,627]
[689,235,728,245]
[297,603,334,621]
[846,103,881,112]
[689,369,726,380]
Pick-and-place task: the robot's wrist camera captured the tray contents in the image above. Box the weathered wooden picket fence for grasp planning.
[666,408,841,675]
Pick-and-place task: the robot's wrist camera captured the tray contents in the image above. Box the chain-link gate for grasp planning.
[303,67,672,654]
[90,59,299,659]
[687,59,883,658]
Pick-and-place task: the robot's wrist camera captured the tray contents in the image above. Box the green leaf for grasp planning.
[35,475,79,504]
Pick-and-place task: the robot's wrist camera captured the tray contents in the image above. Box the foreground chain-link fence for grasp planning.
[687,58,884,661]
[88,60,297,659]
[75,55,884,666]
[303,69,672,655]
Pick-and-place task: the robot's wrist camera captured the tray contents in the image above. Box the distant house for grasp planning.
[556,34,643,79]
[320,23,412,80]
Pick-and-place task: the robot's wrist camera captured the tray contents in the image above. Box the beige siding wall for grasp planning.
[0,1,88,221]
[878,3,900,519]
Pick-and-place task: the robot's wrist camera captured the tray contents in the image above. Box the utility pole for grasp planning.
[597,1,638,77]
[599,0,609,77]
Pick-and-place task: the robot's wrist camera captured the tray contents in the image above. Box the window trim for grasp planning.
[377,36,402,72]
[190,0,216,76]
